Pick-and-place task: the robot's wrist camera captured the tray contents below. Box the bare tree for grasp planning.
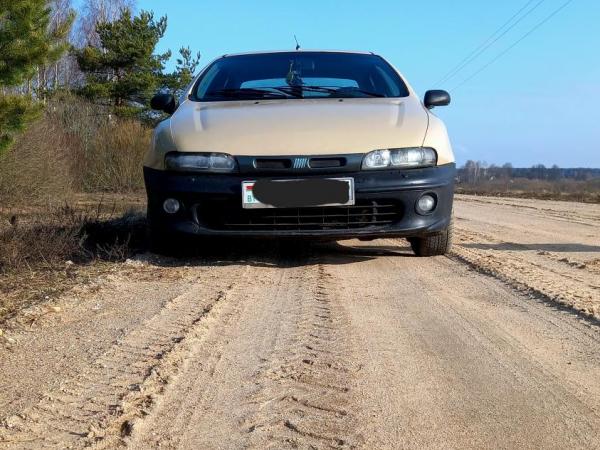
[19,0,76,97]
[76,0,137,47]
[501,162,513,179]
[549,164,562,181]
[464,160,480,184]
[42,0,78,92]
[531,163,547,180]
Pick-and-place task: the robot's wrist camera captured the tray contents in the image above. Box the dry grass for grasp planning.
[0,95,151,321]
[0,111,74,206]
[0,94,150,208]
[456,178,600,203]
[71,117,150,193]
[0,199,147,322]
[51,94,151,193]
[0,95,151,322]
[0,206,146,273]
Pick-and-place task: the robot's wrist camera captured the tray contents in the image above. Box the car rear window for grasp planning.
[192,52,410,101]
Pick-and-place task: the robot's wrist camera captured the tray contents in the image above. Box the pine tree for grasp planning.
[0,0,73,154]
[75,9,171,117]
[165,47,201,97]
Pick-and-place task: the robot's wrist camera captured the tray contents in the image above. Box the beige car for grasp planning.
[146,50,455,256]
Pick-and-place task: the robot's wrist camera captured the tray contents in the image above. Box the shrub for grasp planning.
[0,203,147,322]
[0,94,151,208]
[74,119,149,192]
[0,204,147,275]
[51,93,151,193]
[0,110,74,206]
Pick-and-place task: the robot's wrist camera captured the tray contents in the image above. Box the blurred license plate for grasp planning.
[242,178,355,209]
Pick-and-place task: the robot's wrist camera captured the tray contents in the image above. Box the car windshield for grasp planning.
[192,52,410,101]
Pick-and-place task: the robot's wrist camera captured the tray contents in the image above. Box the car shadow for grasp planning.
[143,238,415,269]
[462,243,600,253]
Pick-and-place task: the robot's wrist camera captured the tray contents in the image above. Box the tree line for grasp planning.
[458,160,600,184]
[0,0,200,154]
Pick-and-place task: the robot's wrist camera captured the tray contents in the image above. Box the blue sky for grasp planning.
[136,0,598,167]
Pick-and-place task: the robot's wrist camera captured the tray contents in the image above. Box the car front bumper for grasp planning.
[144,163,455,239]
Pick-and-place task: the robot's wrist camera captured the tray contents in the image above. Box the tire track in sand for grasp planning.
[242,260,362,449]
[0,263,252,449]
[452,227,600,320]
[128,252,362,449]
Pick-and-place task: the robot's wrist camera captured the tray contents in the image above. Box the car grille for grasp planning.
[199,199,402,231]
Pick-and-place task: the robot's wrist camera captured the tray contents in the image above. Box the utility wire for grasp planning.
[435,0,546,86]
[451,0,574,91]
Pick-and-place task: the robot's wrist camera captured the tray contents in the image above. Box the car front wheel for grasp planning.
[409,218,454,257]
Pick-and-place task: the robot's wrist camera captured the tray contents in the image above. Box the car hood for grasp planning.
[169,97,429,156]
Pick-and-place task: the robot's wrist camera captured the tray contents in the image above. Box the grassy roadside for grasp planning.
[0,194,147,323]
[456,178,600,203]
[456,188,600,203]
[0,95,152,324]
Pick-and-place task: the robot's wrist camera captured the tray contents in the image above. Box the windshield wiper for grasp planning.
[205,88,292,99]
[206,86,386,100]
[275,85,385,98]
[279,85,339,95]
[268,86,303,98]
[335,87,385,97]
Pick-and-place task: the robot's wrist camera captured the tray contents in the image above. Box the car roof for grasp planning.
[222,49,376,58]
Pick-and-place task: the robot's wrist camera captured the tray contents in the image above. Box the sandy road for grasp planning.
[1,196,600,449]
[453,195,600,318]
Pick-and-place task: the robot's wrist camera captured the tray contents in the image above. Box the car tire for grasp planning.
[409,218,454,257]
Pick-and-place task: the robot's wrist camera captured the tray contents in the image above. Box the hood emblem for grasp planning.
[293,157,309,169]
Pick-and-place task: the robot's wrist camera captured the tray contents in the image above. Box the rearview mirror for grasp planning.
[424,90,451,109]
[151,93,177,114]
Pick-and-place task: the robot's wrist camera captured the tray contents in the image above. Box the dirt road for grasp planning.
[453,195,600,318]
[1,196,599,449]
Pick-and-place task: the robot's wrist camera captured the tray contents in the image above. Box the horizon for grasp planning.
[460,164,600,169]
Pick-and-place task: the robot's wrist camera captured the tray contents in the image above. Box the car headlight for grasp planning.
[164,152,237,172]
[362,148,437,170]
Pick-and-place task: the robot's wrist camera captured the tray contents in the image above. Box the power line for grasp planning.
[436,0,546,85]
[436,0,539,85]
[451,0,575,91]
[435,0,546,86]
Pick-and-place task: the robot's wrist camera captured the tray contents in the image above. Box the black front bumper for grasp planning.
[144,163,455,239]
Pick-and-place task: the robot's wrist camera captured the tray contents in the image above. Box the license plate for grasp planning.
[242,178,355,209]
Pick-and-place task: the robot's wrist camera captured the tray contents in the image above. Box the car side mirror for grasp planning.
[151,93,177,114]
[424,90,451,109]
